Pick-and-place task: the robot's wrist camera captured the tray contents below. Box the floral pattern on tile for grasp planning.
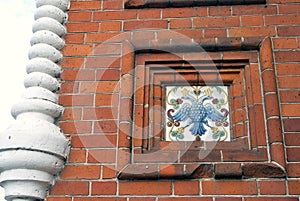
[165,86,230,142]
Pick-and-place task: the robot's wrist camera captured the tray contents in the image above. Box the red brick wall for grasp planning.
[48,0,300,200]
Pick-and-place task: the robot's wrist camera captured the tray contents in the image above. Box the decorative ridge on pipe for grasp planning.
[0,0,70,200]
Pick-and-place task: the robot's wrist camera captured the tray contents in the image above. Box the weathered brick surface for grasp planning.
[50,0,300,200]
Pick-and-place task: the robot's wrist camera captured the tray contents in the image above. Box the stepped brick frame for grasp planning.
[116,36,286,179]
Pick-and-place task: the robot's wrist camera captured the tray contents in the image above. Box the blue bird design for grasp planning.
[173,92,224,136]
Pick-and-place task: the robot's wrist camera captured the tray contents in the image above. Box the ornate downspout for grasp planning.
[0,0,70,200]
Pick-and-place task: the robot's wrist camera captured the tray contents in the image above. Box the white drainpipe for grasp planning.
[0,0,70,200]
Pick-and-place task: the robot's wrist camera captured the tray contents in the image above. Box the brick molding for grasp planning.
[116,36,285,180]
[125,0,266,9]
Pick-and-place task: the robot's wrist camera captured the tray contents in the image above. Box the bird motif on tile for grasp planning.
[173,89,224,136]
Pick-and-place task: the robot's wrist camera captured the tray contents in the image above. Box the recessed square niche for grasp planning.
[165,85,230,142]
[117,37,286,180]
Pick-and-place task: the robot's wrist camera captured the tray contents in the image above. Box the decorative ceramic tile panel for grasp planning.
[165,86,230,142]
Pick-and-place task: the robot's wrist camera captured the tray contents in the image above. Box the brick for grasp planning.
[174,181,200,195]
[102,165,117,179]
[95,94,119,106]
[68,12,92,22]
[103,0,123,10]
[62,45,93,56]
[282,104,300,116]
[275,51,300,62]
[68,149,86,163]
[276,64,300,76]
[119,181,172,195]
[61,69,95,81]
[273,38,297,49]
[241,16,264,26]
[194,17,240,28]
[228,27,276,37]
[93,11,137,21]
[120,75,134,97]
[243,163,285,178]
[287,148,300,161]
[59,82,79,94]
[61,58,84,68]
[86,33,120,43]
[130,198,156,201]
[94,120,118,133]
[100,21,122,32]
[169,30,202,40]
[71,135,117,148]
[67,22,99,33]
[80,81,119,93]
[283,118,300,132]
[124,20,168,30]
[232,108,247,124]
[93,44,122,56]
[159,164,184,178]
[232,5,277,15]
[47,198,72,201]
[278,26,300,36]
[245,198,298,201]
[250,64,263,104]
[215,163,242,178]
[118,122,131,148]
[223,148,268,162]
[250,106,266,146]
[50,181,88,195]
[278,77,300,88]
[82,108,118,120]
[266,15,300,26]
[265,93,280,117]
[92,181,117,195]
[88,149,116,163]
[259,180,286,195]
[159,198,212,201]
[162,7,207,18]
[118,164,159,180]
[280,90,300,103]
[60,108,82,121]
[287,163,300,177]
[64,34,85,44]
[288,180,300,194]
[138,9,161,19]
[61,165,100,179]
[202,180,257,195]
[59,121,92,134]
[95,69,120,81]
[215,199,241,201]
[59,94,94,106]
[119,98,133,122]
[279,4,300,14]
[132,31,155,41]
[85,57,121,68]
[204,29,227,37]
[74,198,126,201]
[70,1,101,11]
[262,70,277,93]
[267,118,283,143]
[209,6,232,16]
[271,144,286,168]
[285,133,300,146]
[170,18,192,29]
